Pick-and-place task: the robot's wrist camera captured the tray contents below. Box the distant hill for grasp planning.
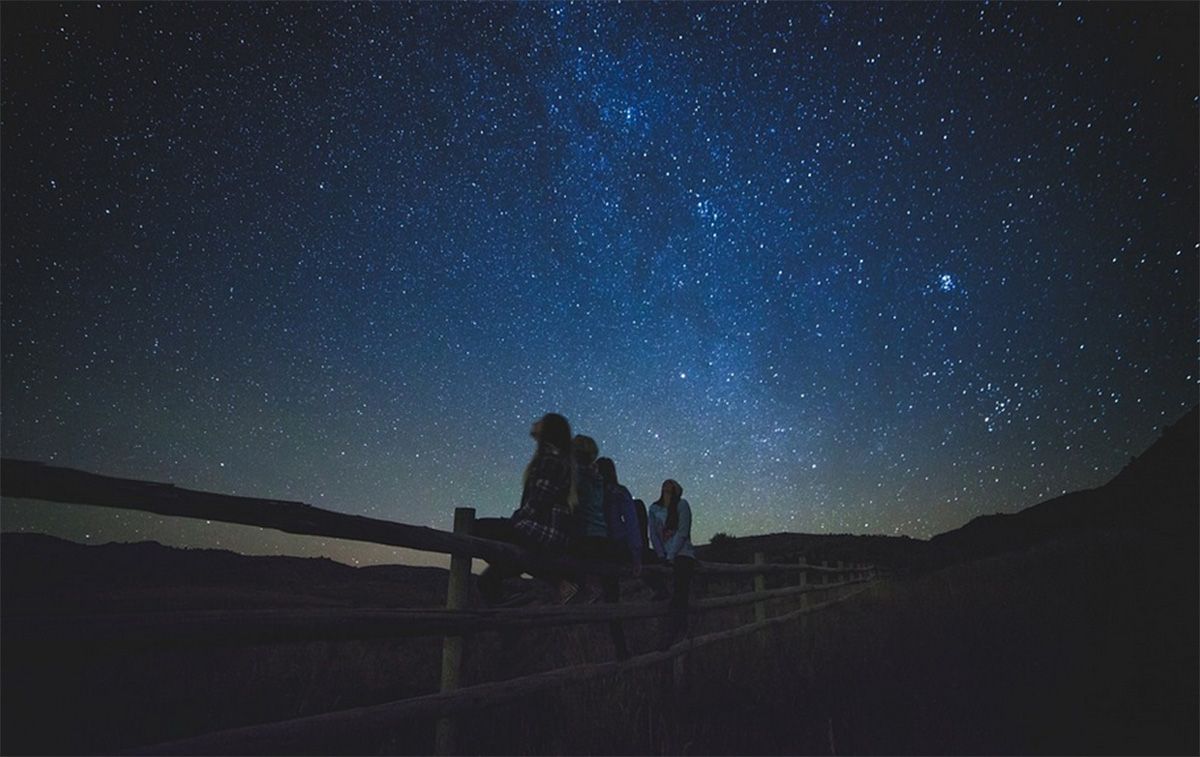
[4,407,1194,608]
[1,410,1195,755]
[0,533,451,612]
[695,531,933,572]
[697,406,1198,571]
[930,405,1198,564]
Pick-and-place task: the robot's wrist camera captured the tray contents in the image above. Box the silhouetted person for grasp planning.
[633,498,650,555]
[565,434,603,604]
[648,478,695,650]
[596,458,643,576]
[475,413,577,606]
[589,456,645,659]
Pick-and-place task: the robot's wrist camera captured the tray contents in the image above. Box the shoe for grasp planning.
[491,591,535,608]
[569,585,602,605]
[557,580,580,604]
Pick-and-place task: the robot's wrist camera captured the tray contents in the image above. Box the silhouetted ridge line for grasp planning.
[930,405,1198,563]
[0,459,852,578]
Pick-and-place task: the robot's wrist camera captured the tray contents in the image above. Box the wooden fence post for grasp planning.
[797,556,808,606]
[753,552,767,623]
[672,652,688,692]
[435,507,475,756]
[797,556,809,635]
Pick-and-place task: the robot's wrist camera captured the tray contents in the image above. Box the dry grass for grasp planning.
[3,527,1196,755]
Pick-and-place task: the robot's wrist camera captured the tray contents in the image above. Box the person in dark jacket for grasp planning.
[562,451,636,659]
[633,498,650,555]
[565,434,603,604]
[475,413,577,605]
[596,458,643,574]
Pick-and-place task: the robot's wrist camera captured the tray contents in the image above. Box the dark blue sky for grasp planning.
[2,2,1196,565]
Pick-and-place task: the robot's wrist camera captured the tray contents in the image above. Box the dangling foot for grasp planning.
[556,579,580,604]
[572,583,603,605]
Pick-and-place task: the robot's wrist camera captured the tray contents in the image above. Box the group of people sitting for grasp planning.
[473,412,696,655]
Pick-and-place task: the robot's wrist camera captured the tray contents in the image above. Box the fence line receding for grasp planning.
[0,457,878,755]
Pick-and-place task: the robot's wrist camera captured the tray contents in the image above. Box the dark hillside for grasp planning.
[0,535,455,754]
[768,526,1198,755]
[0,533,450,612]
[930,406,1198,564]
[700,407,1198,573]
[696,531,932,572]
[0,408,1195,754]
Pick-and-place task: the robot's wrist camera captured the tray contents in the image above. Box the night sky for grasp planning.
[2,2,1196,567]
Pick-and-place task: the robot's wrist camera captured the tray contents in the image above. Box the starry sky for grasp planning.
[2,2,1196,567]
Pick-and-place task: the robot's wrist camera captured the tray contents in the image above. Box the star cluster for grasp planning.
[2,3,1196,564]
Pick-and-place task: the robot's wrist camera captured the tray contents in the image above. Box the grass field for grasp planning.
[3,520,1195,754]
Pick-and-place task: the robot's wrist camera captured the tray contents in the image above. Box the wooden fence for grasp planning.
[0,458,877,755]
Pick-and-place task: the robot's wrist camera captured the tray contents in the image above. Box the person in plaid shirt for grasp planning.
[475,413,578,605]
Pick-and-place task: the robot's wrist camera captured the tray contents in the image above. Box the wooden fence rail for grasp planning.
[0,459,859,577]
[0,459,878,755]
[4,578,872,648]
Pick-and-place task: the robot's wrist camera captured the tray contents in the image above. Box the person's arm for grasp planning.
[620,494,642,570]
[649,508,665,558]
[636,502,649,550]
[664,499,692,561]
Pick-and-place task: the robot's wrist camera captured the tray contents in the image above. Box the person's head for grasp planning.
[660,479,682,507]
[596,457,618,486]
[573,435,599,466]
[534,413,572,453]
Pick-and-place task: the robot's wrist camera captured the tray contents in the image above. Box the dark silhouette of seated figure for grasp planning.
[474,412,576,606]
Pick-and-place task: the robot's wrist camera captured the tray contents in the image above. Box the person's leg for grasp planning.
[473,518,522,603]
[599,540,630,659]
[576,536,606,601]
[671,555,695,610]
[641,549,669,599]
[659,556,695,649]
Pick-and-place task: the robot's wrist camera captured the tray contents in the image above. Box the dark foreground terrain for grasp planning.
[2,408,1196,754]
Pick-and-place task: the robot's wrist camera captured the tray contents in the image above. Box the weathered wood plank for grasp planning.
[0,458,868,577]
[435,507,474,754]
[753,551,767,623]
[4,579,870,647]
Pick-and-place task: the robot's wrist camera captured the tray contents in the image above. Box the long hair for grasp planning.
[662,479,683,533]
[524,413,578,510]
[539,413,572,453]
[596,457,618,487]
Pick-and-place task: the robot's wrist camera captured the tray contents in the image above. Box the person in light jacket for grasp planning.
[647,478,695,650]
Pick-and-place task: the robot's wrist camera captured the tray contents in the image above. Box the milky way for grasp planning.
[2,3,1196,565]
